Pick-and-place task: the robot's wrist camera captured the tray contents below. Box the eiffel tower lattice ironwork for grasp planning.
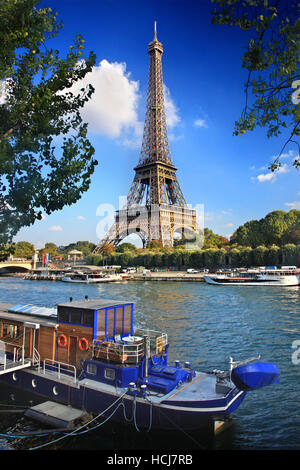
[94,23,198,252]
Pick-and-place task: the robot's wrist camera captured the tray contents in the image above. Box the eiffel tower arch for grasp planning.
[94,23,199,253]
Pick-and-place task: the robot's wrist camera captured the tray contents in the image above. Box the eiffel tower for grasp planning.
[94,23,198,252]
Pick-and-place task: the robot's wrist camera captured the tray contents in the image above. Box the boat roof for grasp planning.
[0,302,57,327]
[57,298,133,310]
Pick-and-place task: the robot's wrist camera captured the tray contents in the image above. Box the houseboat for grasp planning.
[204,267,300,286]
[0,299,280,433]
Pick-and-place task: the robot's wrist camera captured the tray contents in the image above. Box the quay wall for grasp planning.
[129,272,205,282]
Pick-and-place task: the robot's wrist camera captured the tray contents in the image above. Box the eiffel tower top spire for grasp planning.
[153,20,157,41]
[137,21,173,167]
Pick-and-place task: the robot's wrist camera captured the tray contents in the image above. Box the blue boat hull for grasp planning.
[231,362,280,391]
[0,368,246,432]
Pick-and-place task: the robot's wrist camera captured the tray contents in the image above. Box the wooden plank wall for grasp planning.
[56,323,94,369]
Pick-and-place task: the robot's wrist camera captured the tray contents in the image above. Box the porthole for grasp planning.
[32,379,37,388]
[12,373,17,381]
[52,386,58,396]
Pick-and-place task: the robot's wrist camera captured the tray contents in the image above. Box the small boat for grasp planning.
[61,273,122,283]
[0,299,280,434]
[204,267,300,286]
[230,359,280,390]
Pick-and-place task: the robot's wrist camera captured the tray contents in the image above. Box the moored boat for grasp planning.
[204,267,300,286]
[61,272,122,283]
[0,298,280,434]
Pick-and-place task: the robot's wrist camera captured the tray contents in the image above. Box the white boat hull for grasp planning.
[204,274,300,286]
[61,276,121,283]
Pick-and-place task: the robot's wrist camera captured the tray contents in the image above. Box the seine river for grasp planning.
[0,277,299,451]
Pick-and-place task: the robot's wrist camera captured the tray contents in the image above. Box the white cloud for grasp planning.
[35,241,45,249]
[257,172,277,183]
[164,85,180,129]
[69,59,141,140]
[49,225,63,232]
[224,223,234,228]
[77,216,86,221]
[194,118,208,128]
[277,150,297,159]
[67,60,181,148]
[285,201,300,209]
[256,163,289,183]
[0,79,11,105]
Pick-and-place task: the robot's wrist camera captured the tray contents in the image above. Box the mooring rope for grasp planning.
[28,391,128,450]
[132,395,153,433]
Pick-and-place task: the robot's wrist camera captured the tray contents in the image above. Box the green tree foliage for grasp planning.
[203,228,229,248]
[39,242,58,257]
[86,253,103,266]
[147,240,164,250]
[211,0,300,169]
[116,242,137,253]
[0,0,97,251]
[13,240,34,258]
[231,210,300,247]
[89,243,300,269]
[230,220,264,248]
[253,245,268,265]
[0,244,14,261]
[63,241,96,257]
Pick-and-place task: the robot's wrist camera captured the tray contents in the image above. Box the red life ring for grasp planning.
[58,334,67,347]
[79,337,89,351]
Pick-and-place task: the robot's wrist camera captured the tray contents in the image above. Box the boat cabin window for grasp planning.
[58,307,94,327]
[96,304,133,340]
[1,323,19,339]
[86,363,97,375]
[82,311,94,326]
[58,307,69,323]
[104,368,115,380]
[106,308,115,338]
[70,310,81,324]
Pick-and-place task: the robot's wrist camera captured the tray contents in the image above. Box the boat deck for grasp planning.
[162,372,227,403]
[0,358,32,375]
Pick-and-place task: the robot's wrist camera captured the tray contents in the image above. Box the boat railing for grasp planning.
[229,355,261,372]
[0,342,25,365]
[32,347,41,370]
[93,338,145,364]
[92,330,168,364]
[42,358,77,384]
[133,329,168,355]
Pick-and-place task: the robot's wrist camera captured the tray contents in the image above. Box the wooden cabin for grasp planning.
[0,299,135,371]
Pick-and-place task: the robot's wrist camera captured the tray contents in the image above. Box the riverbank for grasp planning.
[129,271,205,282]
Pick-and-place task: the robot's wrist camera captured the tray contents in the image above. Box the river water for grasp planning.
[0,277,299,451]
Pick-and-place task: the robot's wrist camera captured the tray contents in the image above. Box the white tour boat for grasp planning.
[61,272,122,283]
[204,267,300,287]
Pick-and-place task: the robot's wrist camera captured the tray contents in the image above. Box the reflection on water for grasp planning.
[0,277,299,450]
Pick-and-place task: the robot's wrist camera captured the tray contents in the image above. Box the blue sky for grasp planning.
[14,0,300,249]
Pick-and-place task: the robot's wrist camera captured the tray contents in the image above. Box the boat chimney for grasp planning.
[143,335,150,378]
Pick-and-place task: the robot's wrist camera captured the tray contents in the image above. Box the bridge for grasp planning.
[0,260,34,273]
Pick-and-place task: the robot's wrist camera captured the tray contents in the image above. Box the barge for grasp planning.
[0,299,280,434]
